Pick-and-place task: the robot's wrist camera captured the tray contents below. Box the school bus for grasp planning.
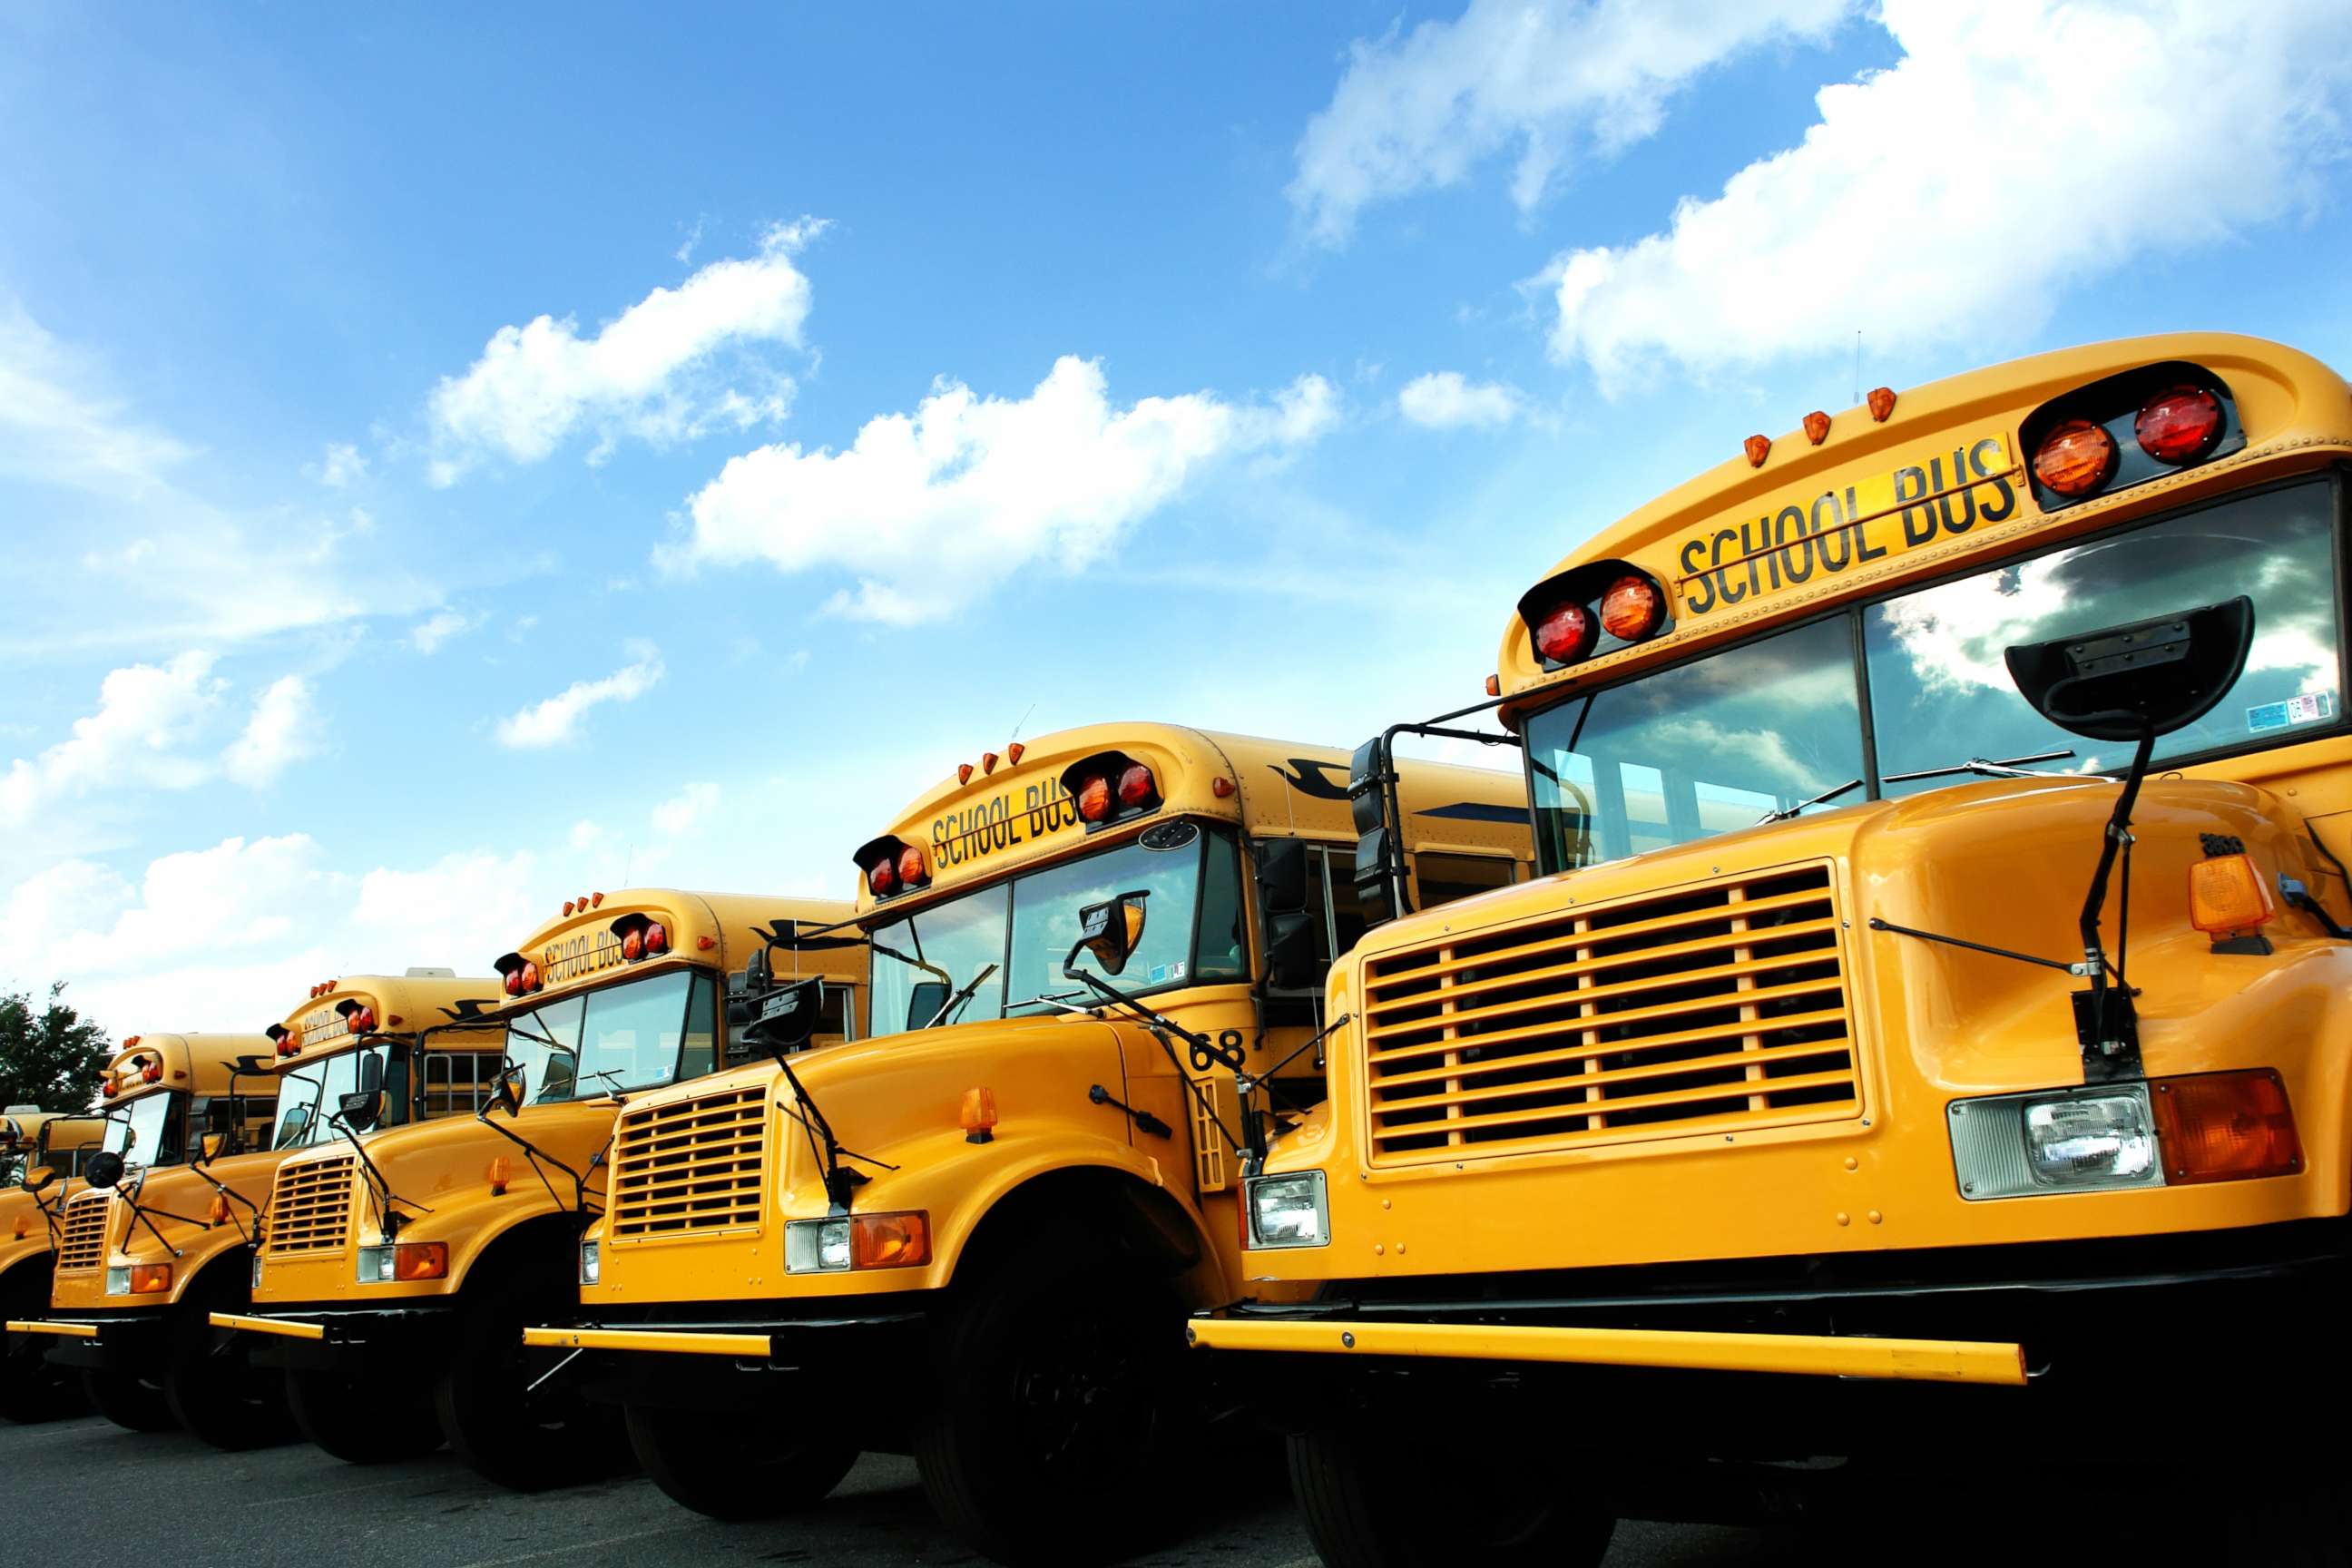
[1185,334,2352,1562]
[218,892,861,1489]
[524,725,1527,1561]
[0,1110,106,1421]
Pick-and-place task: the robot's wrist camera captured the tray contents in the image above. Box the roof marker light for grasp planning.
[1803,411,1829,445]
[1212,776,1234,799]
[1743,434,1770,467]
[1005,742,1024,765]
[1867,387,1896,422]
[981,751,999,775]
[1485,673,1500,697]
[957,763,974,785]
[591,891,603,907]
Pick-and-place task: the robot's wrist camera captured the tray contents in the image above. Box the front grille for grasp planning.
[1361,861,1857,1165]
[608,1083,768,1240]
[56,1191,111,1270]
[266,1156,355,1255]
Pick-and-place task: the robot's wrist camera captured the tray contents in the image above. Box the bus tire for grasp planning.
[164,1277,295,1451]
[82,1368,176,1433]
[287,1365,444,1464]
[436,1266,620,1491]
[1287,1422,1615,1568]
[914,1240,1183,1566]
[624,1401,857,1520]
[0,1272,83,1424]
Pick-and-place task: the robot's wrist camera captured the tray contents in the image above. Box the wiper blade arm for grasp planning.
[925,964,998,1030]
[1881,748,2082,785]
[1755,777,1864,827]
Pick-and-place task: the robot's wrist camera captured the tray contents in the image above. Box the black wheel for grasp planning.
[288,1365,445,1464]
[1287,1422,1615,1568]
[436,1266,622,1491]
[164,1271,295,1451]
[0,1269,84,1424]
[914,1240,1185,1566]
[625,1400,857,1519]
[83,1367,176,1433]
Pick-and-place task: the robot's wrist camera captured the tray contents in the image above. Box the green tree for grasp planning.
[0,984,113,1112]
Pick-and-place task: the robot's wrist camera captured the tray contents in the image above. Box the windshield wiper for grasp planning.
[1007,987,1089,1013]
[1754,777,1864,827]
[924,964,999,1030]
[775,1057,897,1212]
[1881,748,2087,785]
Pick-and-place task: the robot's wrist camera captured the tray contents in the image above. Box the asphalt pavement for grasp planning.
[0,1408,1804,1567]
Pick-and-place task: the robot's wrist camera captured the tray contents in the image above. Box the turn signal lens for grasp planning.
[1076,774,1112,823]
[960,1086,998,1137]
[896,846,928,887]
[2189,854,2275,934]
[643,922,669,956]
[103,1081,119,1096]
[504,969,524,997]
[207,1193,231,1226]
[868,858,898,897]
[1533,601,1594,664]
[1116,763,1156,808]
[850,1210,931,1270]
[487,1156,511,1194]
[142,1063,162,1084]
[352,1007,377,1034]
[2033,419,2118,498]
[1599,575,1663,642]
[2134,384,2224,464]
[2152,1071,2301,1184]
[520,961,541,993]
[622,928,644,960]
[392,1242,449,1281]
[128,1263,172,1295]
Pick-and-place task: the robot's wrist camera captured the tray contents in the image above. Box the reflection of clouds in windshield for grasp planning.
[1670,720,1828,794]
[1620,641,1855,716]
[1877,554,2073,696]
[2249,614,2338,697]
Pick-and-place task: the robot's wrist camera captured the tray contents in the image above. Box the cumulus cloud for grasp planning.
[1397,371,1526,429]
[1545,0,2352,386]
[1291,0,1849,244]
[352,849,543,971]
[0,653,224,826]
[427,220,825,481]
[663,357,1339,623]
[220,676,318,788]
[318,443,368,487]
[494,642,665,749]
[408,610,475,654]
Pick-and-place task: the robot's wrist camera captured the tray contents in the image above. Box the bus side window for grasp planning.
[422,1053,499,1118]
[1195,831,1249,983]
[240,1098,277,1152]
[1413,852,1519,909]
[811,982,852,1049]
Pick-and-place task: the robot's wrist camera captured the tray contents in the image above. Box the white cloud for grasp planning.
[409,610,475,654]
[220,675,317,788]
[1397,370,1525,429]
[651,781,719,839]
[1291,0,1849,244]
[1546,0,2352,386]
[494,643,665,749]
[351,849,543,972]
[318,443,368,487]
[35,834,331,981]
[0,653,224,826]
[0,303,196,497]
[663,356,1339,623]
[428,220,825,480]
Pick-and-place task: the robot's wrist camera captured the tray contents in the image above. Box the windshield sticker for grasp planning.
[2248,691,2336,734]
[1676,435,2017,618]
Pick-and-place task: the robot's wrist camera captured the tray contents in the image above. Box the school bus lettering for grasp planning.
[300,1008,349,1048]
[543,929,625,985]
[1678,434,2016,616]
[931,779,1079,869]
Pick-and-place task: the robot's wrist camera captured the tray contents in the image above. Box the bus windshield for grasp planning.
[273,1047,387,1151]
[1530,477,2343,872]
[505,970,718,1106]
[867,827,1249,1038]
[104,1091,188,1168]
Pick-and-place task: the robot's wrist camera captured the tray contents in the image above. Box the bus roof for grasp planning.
[858,720,1526,915]
[0,1112,103,1152]
[1495,332,2352,717]
[266,975,507,1068]
[102,1034,279,1103]
[495,889,861,1009]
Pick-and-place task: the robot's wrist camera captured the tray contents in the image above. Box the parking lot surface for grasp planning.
[0,1411,1799,1567]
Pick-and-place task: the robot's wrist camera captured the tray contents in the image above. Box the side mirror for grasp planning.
[2006,596,2254,742]
[487,1064,527,1120]
[22,1165,55,1194]
[1067,891,1149,978]
[83,1151,124,1191]
[1349,735,1403,928]
[742,976,821,1054]
[744,944,774,997]
[1263,912,1321,992]
[338,1090,387,1132]
[199,1132,226,1163]
[1256,839,1308,915]
[355,1052,385,1098]
[905,981,949,1034]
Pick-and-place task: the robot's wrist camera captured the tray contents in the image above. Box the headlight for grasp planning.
[357,1242,448,1283]
[107,1263,170,1295]
[579,1240,601,1286]
[105,1266,130,1297]
[1951,1085,2161,1200]
[784,1218,852,1273]
[250,1250,264,1290]
[1245,1171,1329,1249]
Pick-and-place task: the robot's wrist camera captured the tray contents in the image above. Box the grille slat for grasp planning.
[609,1085,768,1240]
[55,1191,110,1271]
[266,1157,356,1255]
[1362,862,1858,1164]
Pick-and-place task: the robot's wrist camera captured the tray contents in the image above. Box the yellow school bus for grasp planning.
[219,891,861,1489]
[0,1111,106,1421]
[1189,334,2352,1562]
[525,724,1527,1561]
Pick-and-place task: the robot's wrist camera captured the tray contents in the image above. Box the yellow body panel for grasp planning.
[0,1113,105,1289]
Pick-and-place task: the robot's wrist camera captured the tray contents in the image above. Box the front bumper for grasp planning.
[520,1299,928,1412]
[6,1309,170,1372]
[207,1301,457,1372]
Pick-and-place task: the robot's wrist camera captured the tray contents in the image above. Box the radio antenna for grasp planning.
[1006,701,1036,745]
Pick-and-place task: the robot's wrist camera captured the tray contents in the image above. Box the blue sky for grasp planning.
[5,0,2350,1034]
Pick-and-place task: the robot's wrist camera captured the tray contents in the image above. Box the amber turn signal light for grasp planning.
[1599,575,1663,642]
[392,1242,449,1281]
[851,1210,930,1269]
[129,1263,172,1295]
[2033,418,2118,498]
[2189,854,2275,935]
[961,1086,998,1145]
[2152,1071,2300,1184]
[207,1193,231,1226]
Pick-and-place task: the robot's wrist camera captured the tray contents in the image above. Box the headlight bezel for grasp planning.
[579,1240,600,1286]
[784,1218,853,1274]
[1244,1171,1330,1249]
[1949,1083,2162,1200]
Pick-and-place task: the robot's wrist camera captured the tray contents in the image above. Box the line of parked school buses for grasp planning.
[5,333,2352,1567]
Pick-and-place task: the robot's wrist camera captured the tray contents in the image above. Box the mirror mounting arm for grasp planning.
[1058,956,1265,1174]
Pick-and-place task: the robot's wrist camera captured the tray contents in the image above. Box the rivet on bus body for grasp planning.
[1374,1243,1384,1255]
[1867,1210,1884,1225]
[1395,1244,1406,1255]
[1186,1327,1198,1345]
[1341,1332,1356,1348]
[1844,1157,1858,1171]
[1380,1199,1390,1210]
[1836,1212,1851,1226]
